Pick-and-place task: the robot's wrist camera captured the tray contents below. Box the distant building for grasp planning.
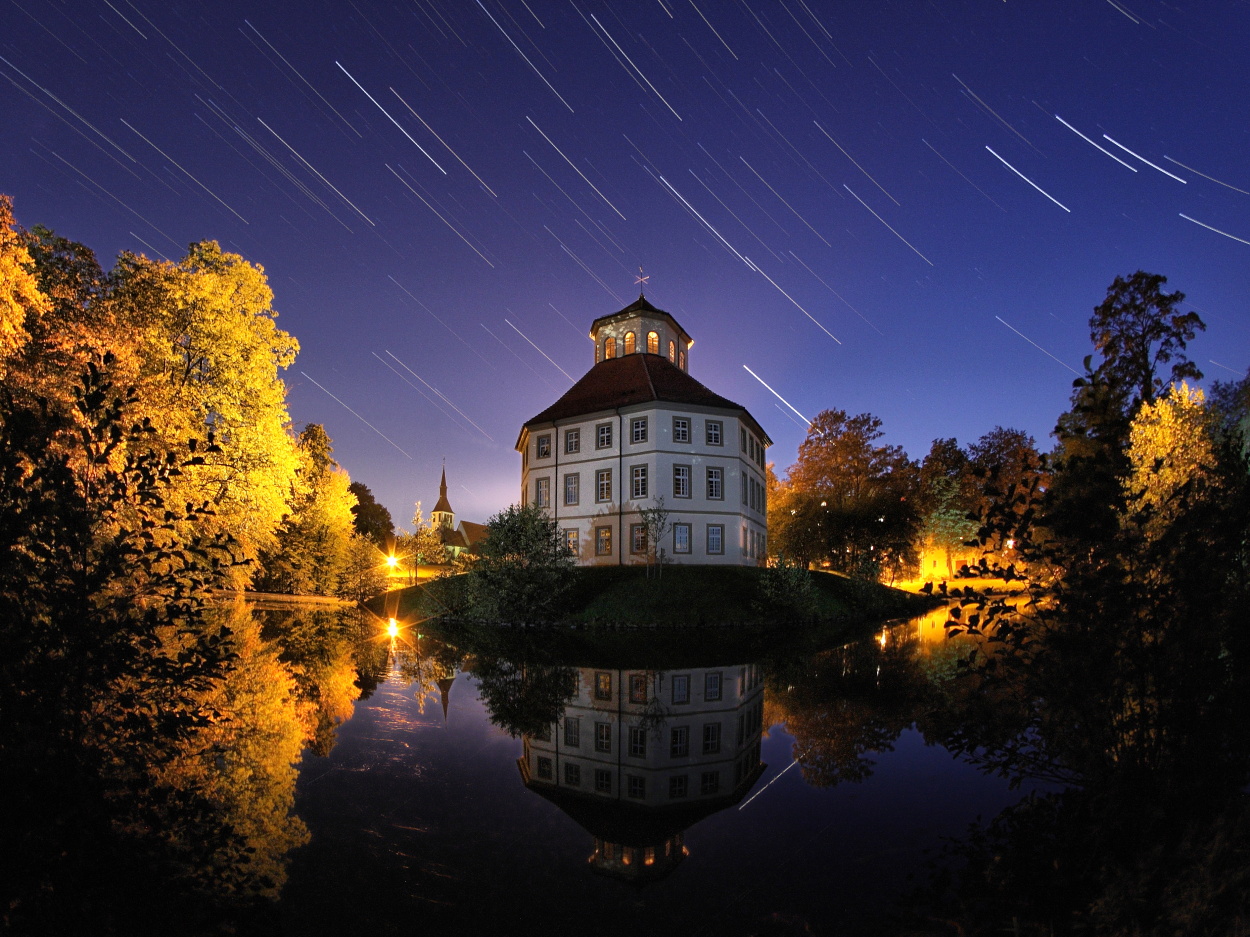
[428,466,488,560]
[516,295,771,566]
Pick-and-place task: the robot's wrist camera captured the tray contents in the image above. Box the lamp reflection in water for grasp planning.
[517,663,766,882]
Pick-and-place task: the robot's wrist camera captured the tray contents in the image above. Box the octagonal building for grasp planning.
[516,295,771,566]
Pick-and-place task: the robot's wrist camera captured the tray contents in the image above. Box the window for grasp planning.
[670,726,689,758]
[707,467,723,500]
[742,428,748,452]
[565,763,581,786]
[624,331,636,355]
[646,331,659,354]
[667,340,676,363]
[535,724,551,742]
[596,422,613,449]
[604,336,616,359]
[679,350,686,370]
[563,473,579,506]
[595,469,612,502]
[742,525,749,556]
[565,428,580,453]
[534,477,550,508]
[537,756,552,780]
[673,523,691,553]
[564,717,580,747]
[700,770,720,795]
[629,673,649,703]
[631,465,648,499]
[673,464,690,498]
[536,434,551,458]
[628,725,647,757]
[595,722,612,753]
[672,674,690,704]
[706,524,723,555]
[595,769,612,793]
[672,417,690,443]
[705,671,722,701]
[669,775,688,798]
[627,775,646,799]
[631,417,647,443]
[706,420,723,446]
[595,526,612,556]
[563,528,579,557]
[595,671,612,700]
[630,524,647,555]
[702,722,721,755]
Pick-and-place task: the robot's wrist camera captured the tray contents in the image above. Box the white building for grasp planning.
[516,295,771,566]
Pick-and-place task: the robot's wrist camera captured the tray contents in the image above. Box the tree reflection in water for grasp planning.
[1,599,380,936]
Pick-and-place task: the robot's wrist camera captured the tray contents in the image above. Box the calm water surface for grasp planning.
[277,608,1027,936]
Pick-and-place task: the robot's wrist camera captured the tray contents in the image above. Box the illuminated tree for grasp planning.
[1048,271,1204,549]
[0,195,49,373]
[1124,382,1217,531]
[917,438,977,578]
[108,242,302,564]
[257,424,358,595]
[777,409,920,580]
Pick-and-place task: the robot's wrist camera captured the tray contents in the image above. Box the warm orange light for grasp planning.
[386,555,399,568]
[387,618,399,637]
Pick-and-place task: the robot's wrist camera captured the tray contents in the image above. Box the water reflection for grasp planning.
[517,664,767,881]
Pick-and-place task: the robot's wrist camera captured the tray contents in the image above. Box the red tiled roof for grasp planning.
[518,354,770,446]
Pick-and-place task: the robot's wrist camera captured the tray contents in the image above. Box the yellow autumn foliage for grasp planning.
[1125,382,1216,529]
[0,195,49,373]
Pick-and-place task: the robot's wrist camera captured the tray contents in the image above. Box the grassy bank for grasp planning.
[373,564,934,631]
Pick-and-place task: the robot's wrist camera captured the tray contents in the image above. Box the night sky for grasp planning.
[3,1,1248,526]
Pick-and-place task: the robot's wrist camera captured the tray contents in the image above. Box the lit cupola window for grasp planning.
[667,340,675,363]
[624,331,636,355]
[647,331,659,354]
[678,350,686,370]
[604,336,616,359]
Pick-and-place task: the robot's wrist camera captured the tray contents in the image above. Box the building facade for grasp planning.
[516,296,771,566]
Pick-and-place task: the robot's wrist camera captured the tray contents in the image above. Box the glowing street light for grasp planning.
[387,618,399,638]
[386,554,399,569]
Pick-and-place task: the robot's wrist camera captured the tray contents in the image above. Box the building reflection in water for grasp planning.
[518,664,766,881]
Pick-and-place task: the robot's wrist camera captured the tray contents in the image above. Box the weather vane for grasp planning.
[634,266,650,294]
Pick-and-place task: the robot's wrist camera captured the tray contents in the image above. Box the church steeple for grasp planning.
[431,465,454,530]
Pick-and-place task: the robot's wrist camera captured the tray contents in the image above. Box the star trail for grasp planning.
[2,1,1247,521]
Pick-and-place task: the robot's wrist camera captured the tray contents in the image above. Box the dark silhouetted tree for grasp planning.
[347,480,394,546]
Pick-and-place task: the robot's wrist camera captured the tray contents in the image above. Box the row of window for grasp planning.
[536,758,722,799]
[741,427,765,468]
[558,719,726,758]
[536,464,739,507]
[534,416,733,458]
[598,330,687,370]
[570,522,726,557]
[537,669,724,705]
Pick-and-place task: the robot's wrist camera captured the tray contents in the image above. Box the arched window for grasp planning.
[667,340,676,363]
[624,331,636,355]
[678,350,686,370]
[647,331,659,355]
[604,336,616,359]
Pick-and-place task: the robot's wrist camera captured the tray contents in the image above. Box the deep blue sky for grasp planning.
[3,1,1248,526]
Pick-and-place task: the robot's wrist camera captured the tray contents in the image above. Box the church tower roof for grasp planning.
[432,466,454,517]
[588,294,692,349]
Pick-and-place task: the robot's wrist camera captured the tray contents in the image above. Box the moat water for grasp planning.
[270,606,1030,935]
